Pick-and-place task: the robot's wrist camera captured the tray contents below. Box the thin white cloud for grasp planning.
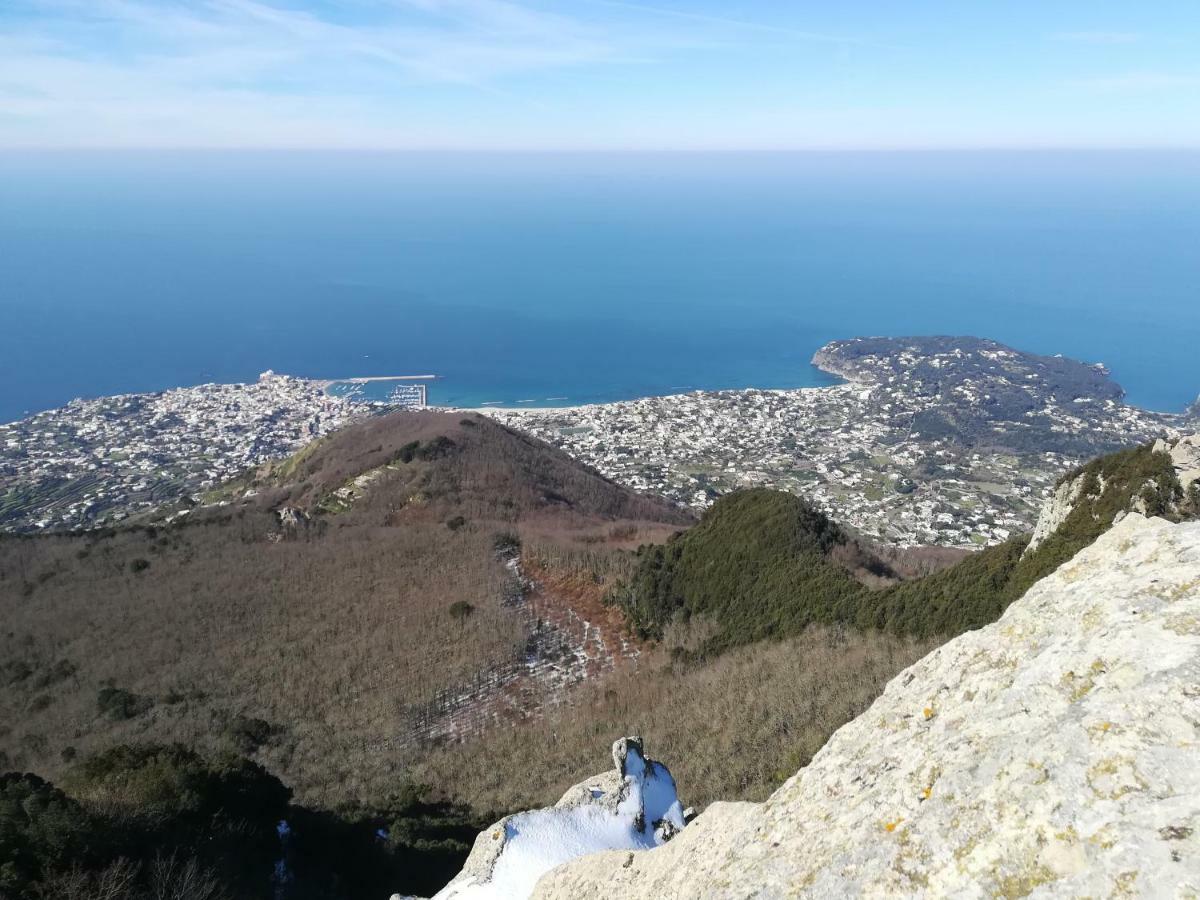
[0,0,673,145]
[2,0,642,86]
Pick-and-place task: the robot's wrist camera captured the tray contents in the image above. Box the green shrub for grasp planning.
[393,440,422,464]
[32,659,76,690]
[0,773,98,897]
[1,661,32,686]
[448,601,475,622]
[223,716,279,755]
[96,687,153,721]
[285,792,481,899]
[68,744,290,829]
[418,436,456,460]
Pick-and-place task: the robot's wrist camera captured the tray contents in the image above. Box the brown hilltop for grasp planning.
[0,410,689,808]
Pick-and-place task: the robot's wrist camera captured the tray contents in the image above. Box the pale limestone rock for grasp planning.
[1172,434,1200,492]
[535,514,1200,899]
[275,505,308,529]
[1026,472,1087,553]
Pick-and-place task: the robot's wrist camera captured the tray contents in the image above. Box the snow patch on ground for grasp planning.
[428,738,685,900]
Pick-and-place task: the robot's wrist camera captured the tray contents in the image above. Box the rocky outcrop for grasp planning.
[1167,434,1200,493]
[1025,473,1089,553]
[535,513,1200,898]
[428,737,686,899]
[1026,434,1199,554]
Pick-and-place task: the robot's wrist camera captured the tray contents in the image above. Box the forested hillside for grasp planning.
[612,438,1200,650]
[4,412,1191,899]
[0,411,691,792]
[0,411,691,897]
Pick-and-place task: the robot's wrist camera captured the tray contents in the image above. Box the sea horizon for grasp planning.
[4,149,1199,422]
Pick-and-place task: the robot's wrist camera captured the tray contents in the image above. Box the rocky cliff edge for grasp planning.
[535,513,1200,898]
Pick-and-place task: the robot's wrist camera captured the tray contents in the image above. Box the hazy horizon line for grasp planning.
[5,144,1200,154]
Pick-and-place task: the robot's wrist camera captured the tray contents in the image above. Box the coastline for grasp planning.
[474,336,1193,548]
[4,335,1195,537]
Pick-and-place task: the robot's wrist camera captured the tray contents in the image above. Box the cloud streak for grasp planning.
[0,0,672,145]
[0,2,1196,149]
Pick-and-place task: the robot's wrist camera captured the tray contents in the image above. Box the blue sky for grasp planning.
[1,0,1198,149]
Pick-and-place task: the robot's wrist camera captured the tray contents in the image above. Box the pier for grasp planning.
[323,375,438,384]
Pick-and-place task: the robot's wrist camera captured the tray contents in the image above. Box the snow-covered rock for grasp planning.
[429,737,686,899]
[535,513,1200,898]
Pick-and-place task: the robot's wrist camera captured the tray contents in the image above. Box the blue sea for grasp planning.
[2,150,1199,424]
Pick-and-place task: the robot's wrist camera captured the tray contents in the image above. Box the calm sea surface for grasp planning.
[2,151,1198,423]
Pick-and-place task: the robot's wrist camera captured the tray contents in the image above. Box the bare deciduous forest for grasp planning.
[1,410,967,898]
[0,412,687,809]
[412,623,936,812]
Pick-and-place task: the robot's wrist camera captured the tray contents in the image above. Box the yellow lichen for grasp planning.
[883,817,904,833]
[993,859,1060,898]
[1059,563,1086,583]
[1059,669,1096,702]
[1086,756,1148,800]
[1054,826,1079,844]
[1112,870,1140,897]
[1080,604,1106,631]
[891,826,931,888]
[1167,576,1200,601]
[1165,612,1200,635]
[1025,761,1050,785]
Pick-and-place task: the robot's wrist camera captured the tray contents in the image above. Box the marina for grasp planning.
[321,374,437,409]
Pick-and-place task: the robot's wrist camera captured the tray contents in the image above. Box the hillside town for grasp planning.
[0,373,360,531]
[3,339,1190,545]
[483,338,1187,548]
